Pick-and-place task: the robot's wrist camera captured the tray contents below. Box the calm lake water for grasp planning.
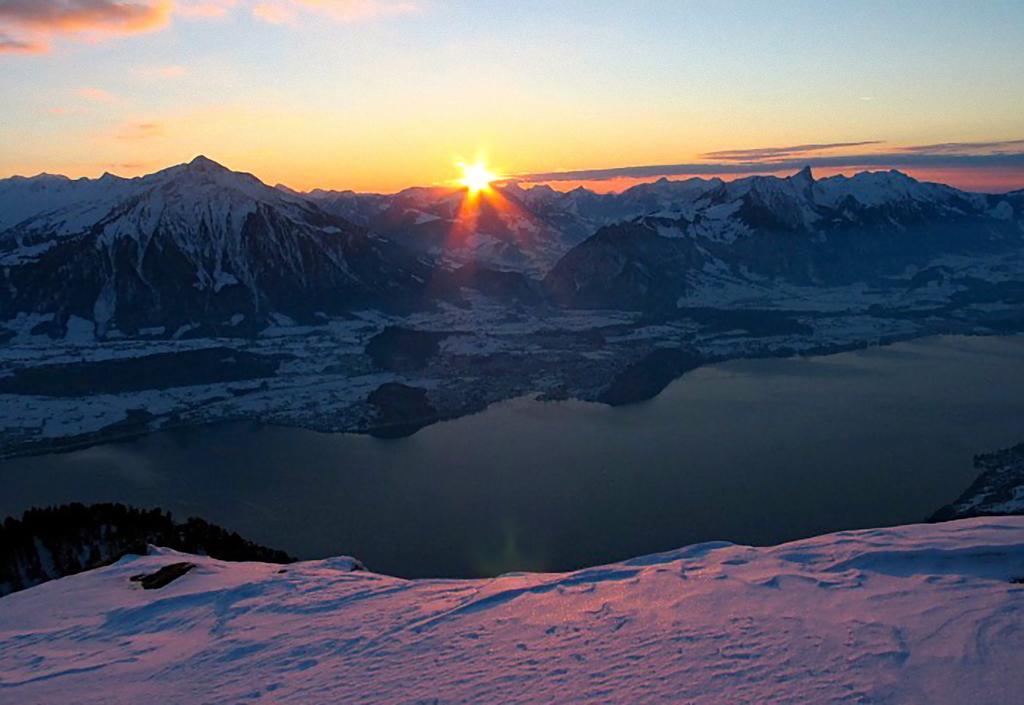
[3,334,1023,578]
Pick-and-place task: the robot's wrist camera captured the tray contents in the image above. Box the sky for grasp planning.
[1,0,1023,193]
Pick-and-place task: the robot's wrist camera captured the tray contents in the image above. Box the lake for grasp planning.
[3,334,1023,578]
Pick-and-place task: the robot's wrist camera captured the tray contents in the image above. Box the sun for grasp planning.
[457,160,500,194]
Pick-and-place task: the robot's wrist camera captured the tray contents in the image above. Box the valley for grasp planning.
[2,160,1023,457]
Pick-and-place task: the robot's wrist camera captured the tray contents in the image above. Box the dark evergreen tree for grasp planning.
[0,503,294,597]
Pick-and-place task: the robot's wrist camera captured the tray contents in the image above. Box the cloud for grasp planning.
[896,139,1024,155]
[0,0,420,53]
[158,63,186,77]
[101,161,151,170]
[250,0,418,24]
[0,29,43,52]
[0,0,172,53]
[251,1,293,23]
[0,0,172,32]
[702,141,883,162]
[176,0,238,18]
[115,120,165,140]
[136,63,187,78]
[47,105,86,115]
[178,0,418,22]
[519,139,1024,183]
[75,86,115,102]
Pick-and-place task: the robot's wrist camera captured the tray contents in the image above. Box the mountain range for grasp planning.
[2,157,1022,338]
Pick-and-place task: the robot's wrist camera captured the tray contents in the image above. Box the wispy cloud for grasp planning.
[115,120,165,140]
[176,0,238,18]
[75,86,115,102]
[250,0,419,24]
[0,0,172,31]
[136,63,188,78]
[519,139,1024,183]
[702,141,883,162]
[0,0,172,53]
[895,139,1024,155]
[1,0,421,53]
[47,105,86,115]
[101,161,152,171]
[251,1,293,23]
[0,29,43,52]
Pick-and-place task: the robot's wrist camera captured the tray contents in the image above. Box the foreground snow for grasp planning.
[1,518,1022,704]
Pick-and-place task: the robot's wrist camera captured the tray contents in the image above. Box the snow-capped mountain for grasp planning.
[304,177,723,275]
[0,172,136,237]
[0,157,430,338]
[1,516,1021,704]
[305,184,588,275]
[3,161,1022,337]
[305,168,1024,290]
[544,168,1024,309]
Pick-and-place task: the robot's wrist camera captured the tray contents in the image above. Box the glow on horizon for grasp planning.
[1,1,1022,193]
[456,159,501,195]
[527,166,1024,195]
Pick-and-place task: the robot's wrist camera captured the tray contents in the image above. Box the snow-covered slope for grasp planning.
[0,172,135,235]
[1,517,1022,704]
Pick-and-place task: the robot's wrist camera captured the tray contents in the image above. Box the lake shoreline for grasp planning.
[3,333,1023,577]
[3,329,1014,462]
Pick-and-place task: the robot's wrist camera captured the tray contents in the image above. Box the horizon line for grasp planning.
[3,154,1023,197]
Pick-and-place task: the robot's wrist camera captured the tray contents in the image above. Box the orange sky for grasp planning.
[1,2,1022,193]
[535,166,1024,195]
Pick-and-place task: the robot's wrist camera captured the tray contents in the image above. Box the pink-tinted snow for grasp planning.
[1,517,1022,704]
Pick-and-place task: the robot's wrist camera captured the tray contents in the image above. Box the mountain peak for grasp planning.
[792,165,814,185]
[887,168,917,181]
[186,155,227,172]
[158,155,272,196]
[19,172,71,184]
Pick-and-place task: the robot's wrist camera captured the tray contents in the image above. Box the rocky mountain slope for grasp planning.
[1,517,1021,704]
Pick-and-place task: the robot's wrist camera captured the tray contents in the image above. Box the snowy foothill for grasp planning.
[1,517,1022,704]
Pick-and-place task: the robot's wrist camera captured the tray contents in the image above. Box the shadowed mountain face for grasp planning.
[314,172,1024,312]
[543,221,702,310]
[0,157,431,337]
[543,169,1024,309]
